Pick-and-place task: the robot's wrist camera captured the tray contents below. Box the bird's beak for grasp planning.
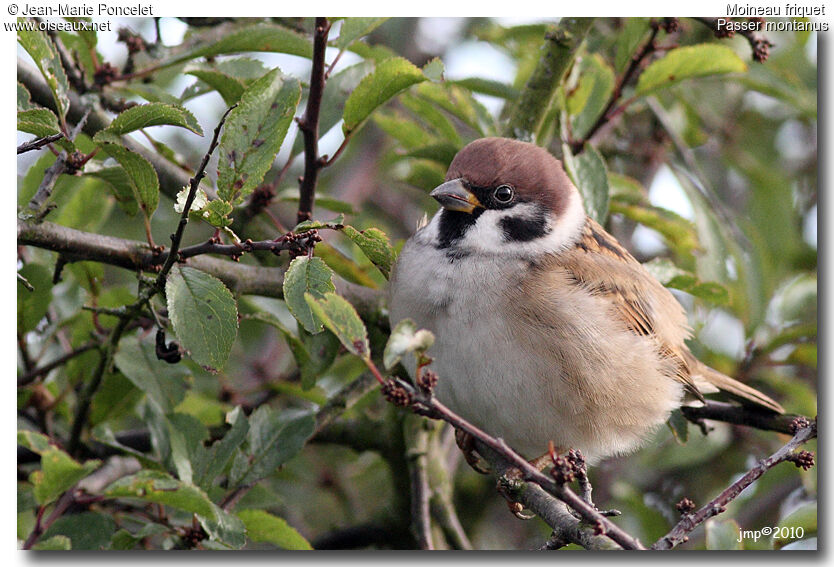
[430,179,482,213]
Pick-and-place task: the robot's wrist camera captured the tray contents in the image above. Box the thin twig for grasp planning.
[17,133,65,154]
[692,17,773,62]
[18,341,99,387]
[405,419,435,550]
[296,17,331,224]
[681,401,802,435]
[22,488,78,549]
[652,419,816,550]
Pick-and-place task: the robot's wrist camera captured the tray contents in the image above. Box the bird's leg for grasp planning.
[454,428,491,474]
[564,449,621,518]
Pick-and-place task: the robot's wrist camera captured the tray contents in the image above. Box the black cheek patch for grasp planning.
[499,211,550,242]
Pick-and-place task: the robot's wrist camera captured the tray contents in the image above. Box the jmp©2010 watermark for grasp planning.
[737,526,805,543]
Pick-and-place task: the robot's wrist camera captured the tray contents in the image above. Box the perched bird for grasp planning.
[389,138,783,465]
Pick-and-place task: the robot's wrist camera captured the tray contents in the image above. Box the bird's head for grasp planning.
[424,137,587,259]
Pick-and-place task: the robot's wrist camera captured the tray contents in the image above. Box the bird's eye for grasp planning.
[494,184,514,203]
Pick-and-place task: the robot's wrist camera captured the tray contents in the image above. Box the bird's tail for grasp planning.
[691,363,784,413]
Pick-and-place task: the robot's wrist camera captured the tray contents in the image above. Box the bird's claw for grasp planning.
[454,429,491,474]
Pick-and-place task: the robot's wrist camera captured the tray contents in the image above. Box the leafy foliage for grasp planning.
[16,16,816,551]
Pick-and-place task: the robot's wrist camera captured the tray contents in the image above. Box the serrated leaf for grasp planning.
[334,17,389,49]
[87,166,140,216]
[230,408,315,486]
[166,266,239,373]
[98,144,159,216]
[384,319,435,370]
[283,257,336,334]
[342,57,428,136]
[203,199,234,227]
[186,69,246,106]
[634,44,748,98]
[237,509,312,550]
[17,263,53,334]
[18,27,70,124]
[562,143,609,223]
[104,470,215,517]
[96,103,203,139]
[293,214,344,232]
[114,333,190,414]
[422,57,445,82]
[18,82,36,111]
[340,226,395,279]
[304,292,369,358]
[168,23,312,68]
[201,503,247,548]
[217,68,301,205]
[706,518,743,550]
[17,108,60,137]
[30,448,100,506]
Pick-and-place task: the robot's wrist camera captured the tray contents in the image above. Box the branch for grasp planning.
[17,133,65,154]
[681,400,804,434]
[18,341,99,387]
[652,419,816,550]
[18,219,287,298]
[296,17,331,224]
[503,18,594,141]
[404,416,434,549]
[692,17,773,62]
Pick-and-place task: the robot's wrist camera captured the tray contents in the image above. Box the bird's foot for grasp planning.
[454,429,491,474]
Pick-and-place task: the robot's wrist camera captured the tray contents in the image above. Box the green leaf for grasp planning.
[229,408,315,486]
[372,110,435,150]
[32,535,72,550]
[109,524,168,550]
[340,226,395,279]
[166,413,209,485]
[203,199,235,228]
[17,108,60,137]
[334,18,389,49]
[568,54,615,140]
[86,165,140,216]
[634,44,748,98]
[705,518,743,550]
[117,83,182,105]
[217,68,301,205]
[30,448,100,506]
[775,502,816,548]
[16,430,54,454]
[614,18,650,73]
[283,257,336,334]
[166,266,239,373]
[562,143,609,224]
[192,407,250,489]
[422,57,445,82]
[185,69,246,106]
[450,77,519,99]
[666,408,689,444]
[201,503,247,548]
[95,103,203,139]
[42,512,115,550]
[104,470,215,517]
[98,144,160,217]
[163,23,313,69]
[304,292,369,358]
[18,82,36,111]
[642,258,730,305]
[415,82,496,137]
[400,94,461,144]
[342,57,428,136]
[237,509,312,550]
[17,263,53,333]
[114,333,190,414]
[18,27,70,123]
[384,319,435,370]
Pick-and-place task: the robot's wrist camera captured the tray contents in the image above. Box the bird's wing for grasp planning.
[555,217,784,412]
[554,218,703,399]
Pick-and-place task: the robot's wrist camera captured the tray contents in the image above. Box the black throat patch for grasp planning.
[437,209,484,251]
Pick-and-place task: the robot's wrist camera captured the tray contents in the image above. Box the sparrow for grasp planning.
[389,137,783,465]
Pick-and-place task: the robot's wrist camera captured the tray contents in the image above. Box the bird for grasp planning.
[388,137,783,466]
